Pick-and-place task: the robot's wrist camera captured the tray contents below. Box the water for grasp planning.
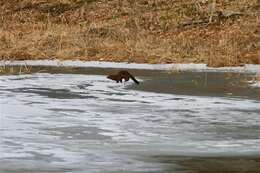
[0,69,260,173]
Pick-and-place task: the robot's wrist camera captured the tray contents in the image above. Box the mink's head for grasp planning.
[107,75,113,79]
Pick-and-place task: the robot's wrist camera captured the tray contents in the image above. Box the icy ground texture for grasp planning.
[0,73,260,173]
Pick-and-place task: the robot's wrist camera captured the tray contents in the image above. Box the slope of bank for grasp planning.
[1,60,260,74]
[0,0,259,66]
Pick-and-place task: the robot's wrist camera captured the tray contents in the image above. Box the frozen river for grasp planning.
[0,68,260,173]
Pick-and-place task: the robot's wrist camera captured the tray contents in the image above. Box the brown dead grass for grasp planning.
[0,0,260,66]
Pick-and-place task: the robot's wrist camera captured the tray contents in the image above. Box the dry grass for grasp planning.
[0,64,32,74]
[0,0,259,66]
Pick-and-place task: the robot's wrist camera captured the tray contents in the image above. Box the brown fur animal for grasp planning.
[107,70,139,84]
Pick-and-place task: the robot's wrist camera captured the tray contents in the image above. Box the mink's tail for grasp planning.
[129,75,139,84]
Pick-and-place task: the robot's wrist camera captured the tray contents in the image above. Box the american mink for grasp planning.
[107,70,139,84]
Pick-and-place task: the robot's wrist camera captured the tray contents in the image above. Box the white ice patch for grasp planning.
[250,81,260,88]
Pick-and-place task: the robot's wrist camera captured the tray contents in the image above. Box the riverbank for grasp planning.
[1,60,260,73]
[0,0,259,67]
[1,60,260,90]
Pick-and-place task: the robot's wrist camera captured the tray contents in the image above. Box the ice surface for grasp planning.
[1,73,260,172]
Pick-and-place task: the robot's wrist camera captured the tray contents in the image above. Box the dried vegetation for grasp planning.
[0,0,259,66]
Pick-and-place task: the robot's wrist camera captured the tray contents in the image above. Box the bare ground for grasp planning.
[0,0,260,67]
